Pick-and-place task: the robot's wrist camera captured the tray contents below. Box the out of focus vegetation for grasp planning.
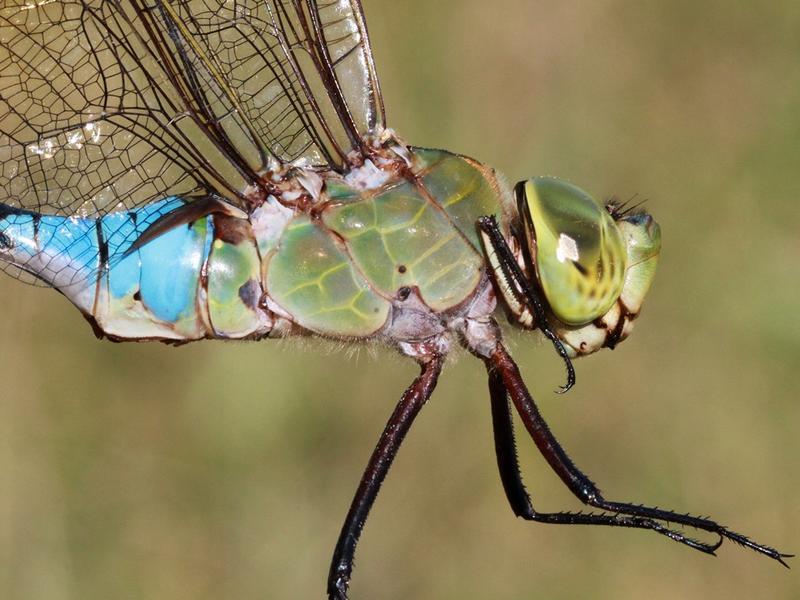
[1,1,798,598]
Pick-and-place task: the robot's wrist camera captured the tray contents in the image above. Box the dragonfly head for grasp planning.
[499,177,661,356]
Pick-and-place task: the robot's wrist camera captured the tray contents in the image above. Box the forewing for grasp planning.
[0,0,386,285]
[136,0,387,169]
[199,0,386,165]
[0,0,258,218]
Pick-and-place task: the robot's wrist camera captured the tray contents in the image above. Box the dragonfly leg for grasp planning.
[485,343,791,566]
[327,353,444,600]
[487,364,534,518]
[486,362,722,552]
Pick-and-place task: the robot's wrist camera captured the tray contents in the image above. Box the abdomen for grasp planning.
[0,198,268,341]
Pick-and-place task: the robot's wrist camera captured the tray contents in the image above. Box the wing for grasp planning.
[0,0,385,285]
[0,0,385,221]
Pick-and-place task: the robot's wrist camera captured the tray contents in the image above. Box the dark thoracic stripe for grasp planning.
[95,217,109,273]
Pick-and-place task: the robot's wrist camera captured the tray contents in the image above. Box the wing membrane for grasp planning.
[160,0,387,166]
[0,0,385,285]
[1,0,385,220]
[311,0,385,137]
[0,0,254,217]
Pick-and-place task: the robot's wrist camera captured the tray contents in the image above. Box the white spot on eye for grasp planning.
[556,233,579,263]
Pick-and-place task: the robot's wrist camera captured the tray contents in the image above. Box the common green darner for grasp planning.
[0,0,789,597]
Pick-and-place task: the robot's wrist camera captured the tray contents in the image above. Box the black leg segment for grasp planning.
[328,354,444,600]
[477,215,576,393]
[487,359,727,553]
[488,364,534,517]
[485,343,791,566]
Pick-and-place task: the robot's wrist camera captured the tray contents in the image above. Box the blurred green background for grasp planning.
[1,1,799,598]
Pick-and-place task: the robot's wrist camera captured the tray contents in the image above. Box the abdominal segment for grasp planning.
[0,198,270,341]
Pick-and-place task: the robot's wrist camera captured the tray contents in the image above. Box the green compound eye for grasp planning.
[518,177,627,326]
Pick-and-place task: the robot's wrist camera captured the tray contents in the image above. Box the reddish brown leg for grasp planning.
[486,343,790,565]
[328,354,444,600]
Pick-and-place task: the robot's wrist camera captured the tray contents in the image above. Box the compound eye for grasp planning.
[519,177,627,326]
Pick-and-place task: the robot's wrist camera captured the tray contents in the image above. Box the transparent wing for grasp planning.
[0,0,386,220]
[0,0,385,286]
[274,0,386,149]
[135,0,387,172]
[1,1,243,217]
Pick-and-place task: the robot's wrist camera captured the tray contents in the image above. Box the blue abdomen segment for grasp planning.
[98,199,214,339]
[0,198,215,340]
[0,205,102,309]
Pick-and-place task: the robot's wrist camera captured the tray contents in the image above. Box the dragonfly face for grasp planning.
[494,177,662,357]
[0,1,787,598]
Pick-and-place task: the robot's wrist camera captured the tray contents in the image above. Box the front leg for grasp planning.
[327,352,444,600]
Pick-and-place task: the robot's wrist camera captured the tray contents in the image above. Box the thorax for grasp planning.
[262,148,514,342]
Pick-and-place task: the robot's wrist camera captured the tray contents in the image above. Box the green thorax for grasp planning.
[266,148,508,338]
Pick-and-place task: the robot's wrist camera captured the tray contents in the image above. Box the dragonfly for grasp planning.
[0,1,789,597]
